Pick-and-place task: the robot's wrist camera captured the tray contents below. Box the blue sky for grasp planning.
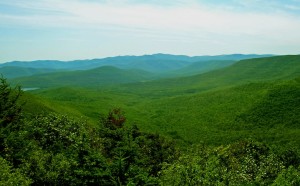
[1,0,300,62]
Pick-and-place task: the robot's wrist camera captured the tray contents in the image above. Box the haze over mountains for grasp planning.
[0,53,272,79]
[0,53,271,70]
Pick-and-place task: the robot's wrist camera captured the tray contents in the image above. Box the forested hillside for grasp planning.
[11,66,156,88]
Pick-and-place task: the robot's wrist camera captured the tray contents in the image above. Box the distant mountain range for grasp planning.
[0,53,275,87]
[0,54,273,73]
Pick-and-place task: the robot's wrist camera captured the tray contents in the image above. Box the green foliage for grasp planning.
[20,150,75,185]
[98,109,179,185]
[272,166,300,186]
[2,114,86,185]
[0,77,23,158]
[0,156,31,186]
[160,140,299,185]
[25,114,87,153]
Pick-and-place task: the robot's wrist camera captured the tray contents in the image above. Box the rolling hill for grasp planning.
[166,60,237,77]
[11,66,156,88]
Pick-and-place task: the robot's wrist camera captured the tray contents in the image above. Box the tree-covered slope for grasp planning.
[138,78,300,146]
[167,60,237,77]
[237,80,300,129]
[20,92,85,119]
[11,66,156,88]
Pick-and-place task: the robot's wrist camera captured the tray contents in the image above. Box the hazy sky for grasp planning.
[1,0,300,62]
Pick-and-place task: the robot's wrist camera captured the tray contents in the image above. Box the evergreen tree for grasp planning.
[0,77,22,153]
[0,77,22,127]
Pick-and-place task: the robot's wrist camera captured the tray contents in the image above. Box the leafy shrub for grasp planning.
[159,140,293,185]
[272,166,300,186]
[0,156,31,186]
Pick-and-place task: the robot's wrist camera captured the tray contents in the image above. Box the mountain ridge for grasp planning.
[0,54,273,72]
